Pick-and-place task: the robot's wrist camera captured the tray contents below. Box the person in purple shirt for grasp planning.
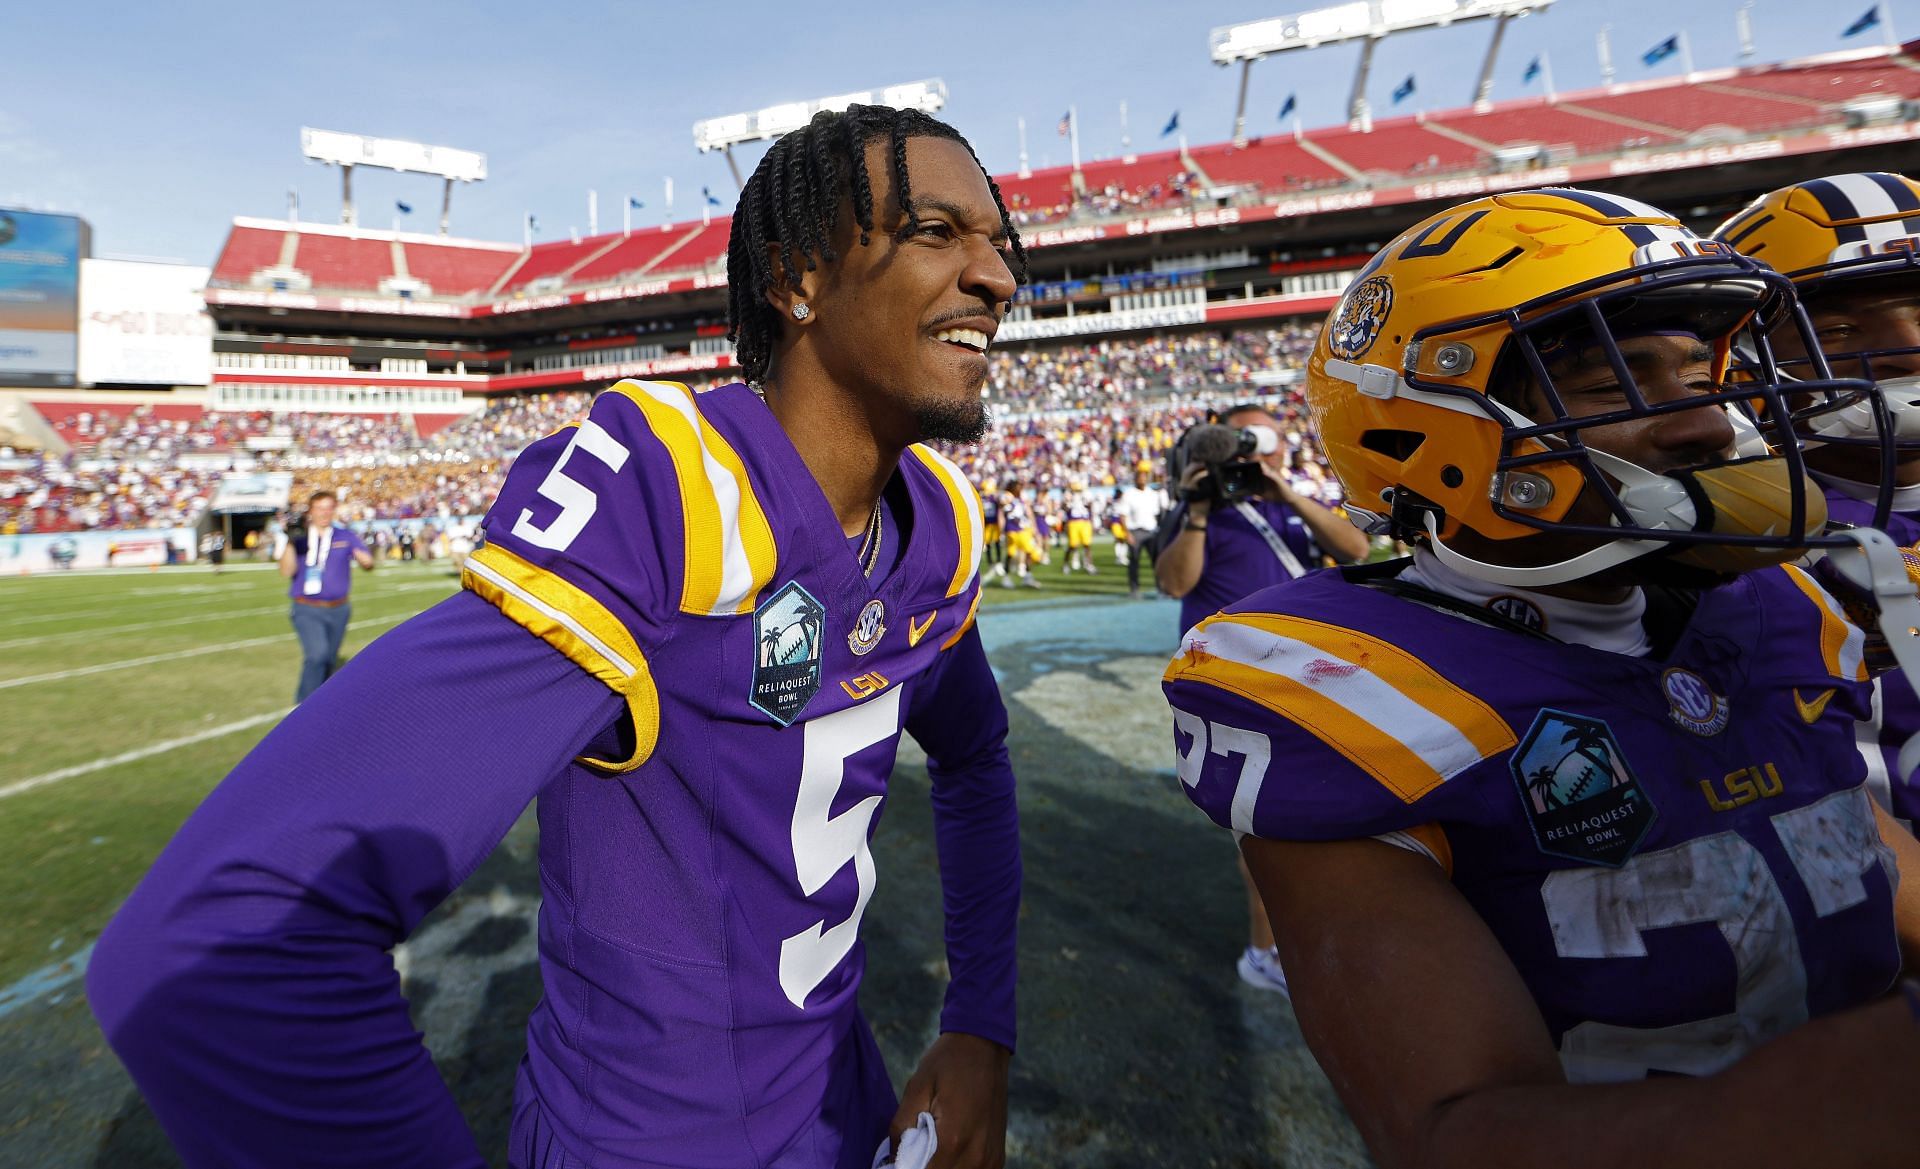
[88,104,1025,1169]
[1168,190,1920,1168]
[1717,173,1920,829]
[1154,401,1369,995]
[277,488,374,701]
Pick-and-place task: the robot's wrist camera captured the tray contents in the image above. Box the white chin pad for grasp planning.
[1807,376,1920,443]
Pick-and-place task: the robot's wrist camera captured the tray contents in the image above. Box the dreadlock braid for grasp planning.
[725,104,1028,386]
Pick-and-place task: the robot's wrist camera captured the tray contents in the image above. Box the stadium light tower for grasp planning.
[1211,0,1553,138]
[693,80,948,191]
[300,128,488,235]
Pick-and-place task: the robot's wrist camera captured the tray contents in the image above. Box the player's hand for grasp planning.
[889,1031,1010,1169]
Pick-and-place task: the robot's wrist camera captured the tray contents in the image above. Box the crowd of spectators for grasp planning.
[1005,170,1200,228]
[1,325,1339,537]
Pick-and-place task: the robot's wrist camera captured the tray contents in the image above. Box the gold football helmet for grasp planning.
[1307,188,1883,587]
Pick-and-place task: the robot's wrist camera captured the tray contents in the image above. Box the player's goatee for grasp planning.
[917,397,991,445]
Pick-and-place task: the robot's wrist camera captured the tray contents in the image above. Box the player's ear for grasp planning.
[763,244,820,324]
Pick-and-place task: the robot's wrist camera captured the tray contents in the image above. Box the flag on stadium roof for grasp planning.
[1843,5,1881,36]
[527,213,538,232]
[1057,111,1072,136]
[1642,35,1680,66]
[395,200,412,215]
[1161,111,1179,137]
[1391,74,1416,104]
[1279,93,1297,119]
[1523,56,1541,82]
[629,196,644,209]
[702,187,723,207]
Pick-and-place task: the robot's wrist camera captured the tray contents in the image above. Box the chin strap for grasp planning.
[1816,528,1920,783]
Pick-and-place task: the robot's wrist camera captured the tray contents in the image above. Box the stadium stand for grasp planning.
[402,242,520,296]
[210,224,292,286]
[1309,119,1485,177]
[292,233,397,291]
[1566,84,1825,136]
[1185,136,1349,193]
[1427,100,1677,158]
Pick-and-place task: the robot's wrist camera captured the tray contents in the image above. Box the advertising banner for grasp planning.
[0,527,197,574]
[78,259,214,386]
[0,209,86,386]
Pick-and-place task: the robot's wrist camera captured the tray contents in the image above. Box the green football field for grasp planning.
[0,547,1136,990]
[0,545,1370,1169]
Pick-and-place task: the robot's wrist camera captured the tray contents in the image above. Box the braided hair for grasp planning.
[725,104,1028,385]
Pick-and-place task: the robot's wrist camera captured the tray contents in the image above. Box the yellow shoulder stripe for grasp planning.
[463,542,660,773]
[607,380,777,616]
[1781,564,1869,681]
[1165,612,1514,803]
[940,586,983,651]
[908,444,982,598]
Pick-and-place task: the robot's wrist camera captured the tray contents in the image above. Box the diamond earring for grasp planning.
[791,304,811,321]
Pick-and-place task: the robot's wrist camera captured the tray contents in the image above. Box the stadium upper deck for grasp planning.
[207,46,1920,314]
[192,43,1920,404]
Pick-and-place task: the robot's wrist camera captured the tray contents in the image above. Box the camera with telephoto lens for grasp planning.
[1168,422,1274,506]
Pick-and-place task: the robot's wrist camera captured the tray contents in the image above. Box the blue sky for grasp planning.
[2,0,1902,264]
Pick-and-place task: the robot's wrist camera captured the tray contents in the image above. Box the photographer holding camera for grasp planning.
[278,490,375,702]
[1157,403,1369,634]
[1155,402,1369,995]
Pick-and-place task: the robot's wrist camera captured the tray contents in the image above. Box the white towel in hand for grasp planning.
[871,1110,938,1169]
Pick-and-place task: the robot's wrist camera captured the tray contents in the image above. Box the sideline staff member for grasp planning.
[278,489,374,701]
[1156,402,1369,995]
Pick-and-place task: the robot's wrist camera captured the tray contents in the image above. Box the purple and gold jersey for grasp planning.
[1164,563,1900,1082]
[1826,489,1920,830]
[465,380,992,1164]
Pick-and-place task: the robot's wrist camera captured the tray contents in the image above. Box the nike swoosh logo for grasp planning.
[908,611,938,647]
[1794,687,1837,724]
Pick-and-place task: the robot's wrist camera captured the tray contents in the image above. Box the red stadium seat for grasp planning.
[403,243,520,296]
[292,234,396,291]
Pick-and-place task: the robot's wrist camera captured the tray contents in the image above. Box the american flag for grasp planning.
[1057,111,1072,137]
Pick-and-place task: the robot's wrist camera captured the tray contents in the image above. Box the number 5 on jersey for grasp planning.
[511,420,631,552]
[780,687,904,1008]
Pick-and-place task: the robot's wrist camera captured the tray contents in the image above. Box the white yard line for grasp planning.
[0,611,411,691]
[0,581,454,649]
[0,706,293,800]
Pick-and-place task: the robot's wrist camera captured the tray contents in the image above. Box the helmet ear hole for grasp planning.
[1359,429,1427,460]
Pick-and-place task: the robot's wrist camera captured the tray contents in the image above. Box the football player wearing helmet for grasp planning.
[1717,172,1920,828]
[1165,189,1920,1168]
[90,106,1023,1169]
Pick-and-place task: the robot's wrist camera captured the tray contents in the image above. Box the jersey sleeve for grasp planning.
[1162,607,1517,844]
[465,379,779,771]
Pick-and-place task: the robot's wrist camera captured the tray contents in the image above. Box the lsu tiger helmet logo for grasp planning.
[1328,275,1393,360]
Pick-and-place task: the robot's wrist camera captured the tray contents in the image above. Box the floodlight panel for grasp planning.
[692,79,949,152]
[300,128,486,182]
[1210,0,1552,62]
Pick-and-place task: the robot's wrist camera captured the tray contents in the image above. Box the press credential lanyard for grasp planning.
[1232,500,1308,579]
[303,525,333,596]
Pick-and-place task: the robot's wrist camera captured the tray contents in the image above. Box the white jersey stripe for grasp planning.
[464,554,638,679]
[1200,619,1488,782]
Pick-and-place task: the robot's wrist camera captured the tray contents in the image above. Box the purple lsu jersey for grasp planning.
[466,380,991,1165]
[1826,489,1920,830]
[1164,562,1901,1082]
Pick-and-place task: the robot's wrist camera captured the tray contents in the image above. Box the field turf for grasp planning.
[0,544,1368,1168]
